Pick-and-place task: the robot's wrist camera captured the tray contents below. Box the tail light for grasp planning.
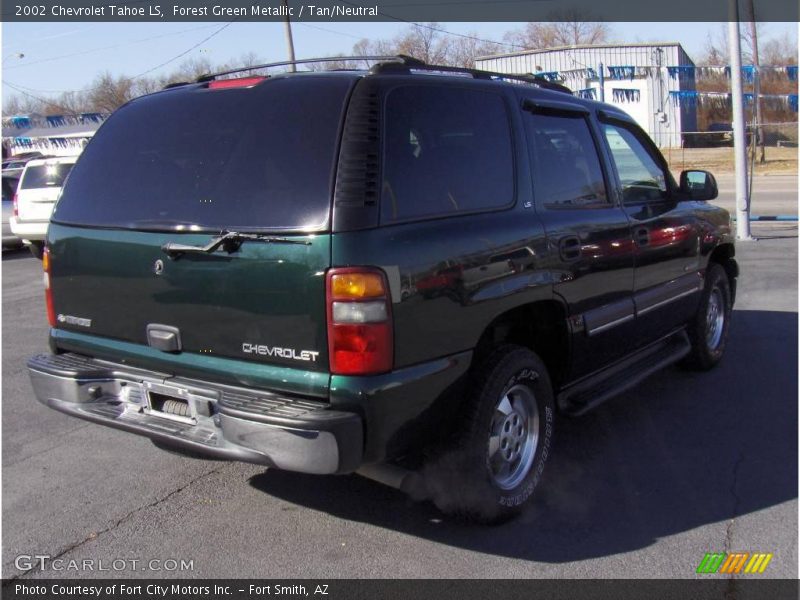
[326,268,393,375]
[12,194,18,218]
[208,76,266,90]
[43,247,56,327]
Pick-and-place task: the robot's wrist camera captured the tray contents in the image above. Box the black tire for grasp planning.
[28,242,44,260]
[682,263,732,370]
[423,344,555,523]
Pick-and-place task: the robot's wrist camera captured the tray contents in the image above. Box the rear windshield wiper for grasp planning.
[161,230,311,259]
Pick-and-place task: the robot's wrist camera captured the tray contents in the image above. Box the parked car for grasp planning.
[10,156,77,258]
[26,57,737,523]
[2,151,45,170]
[2,174,23,249]
[691,122,753,148]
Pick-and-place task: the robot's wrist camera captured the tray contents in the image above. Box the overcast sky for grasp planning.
[1,21,797,104]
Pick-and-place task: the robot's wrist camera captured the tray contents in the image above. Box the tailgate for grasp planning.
[48,224,331,372]
[17,188,60,221]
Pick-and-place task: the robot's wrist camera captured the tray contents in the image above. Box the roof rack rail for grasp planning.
[196,55,423,83]
[369,61,573,94]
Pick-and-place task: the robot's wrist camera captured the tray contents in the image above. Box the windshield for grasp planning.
[52,76,354,232]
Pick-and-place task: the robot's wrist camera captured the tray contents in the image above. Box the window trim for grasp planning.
[525,110,615,212]
[597,115,677,206]
[378,83,518,227]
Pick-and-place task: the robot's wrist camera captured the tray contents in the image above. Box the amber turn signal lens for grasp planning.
[330,272,385,299]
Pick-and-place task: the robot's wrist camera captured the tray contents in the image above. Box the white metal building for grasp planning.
[2,114,106,158]
[476,43,698,148]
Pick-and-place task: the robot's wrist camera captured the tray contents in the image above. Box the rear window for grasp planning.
[52,76,354,232]
[381,85,514,223]
[20,163,74,190]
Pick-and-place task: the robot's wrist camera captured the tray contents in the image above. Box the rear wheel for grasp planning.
[683,263,731,370]
[424,345,555,523]
[28,241,44,260]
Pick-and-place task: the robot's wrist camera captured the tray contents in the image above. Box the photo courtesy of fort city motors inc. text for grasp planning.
[0,1,798,598]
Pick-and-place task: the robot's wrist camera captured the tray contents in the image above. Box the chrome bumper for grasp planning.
[28,353,363,474]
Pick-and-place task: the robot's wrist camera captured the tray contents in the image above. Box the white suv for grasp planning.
[10,156,77,258]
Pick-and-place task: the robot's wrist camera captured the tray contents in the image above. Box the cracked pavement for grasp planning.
[2,222,797,579]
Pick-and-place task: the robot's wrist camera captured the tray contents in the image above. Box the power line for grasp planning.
[3,24,221,71]
[4,20,237,98]
[333,0,522,50]
[294,22,365,41]
[130,20,237,78]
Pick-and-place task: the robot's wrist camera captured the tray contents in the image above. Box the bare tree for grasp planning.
[392,23,450,65]
[447,35,501,68]
[504,11,612,50]
[761,32,798,66]
[3,93,43,116]
[86,72,137,114]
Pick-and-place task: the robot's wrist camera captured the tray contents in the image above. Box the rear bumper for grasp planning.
[28,353,363,474]
[9,218,47,241]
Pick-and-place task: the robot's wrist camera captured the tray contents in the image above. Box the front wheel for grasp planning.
[682,263,732,370]
[424,345,555,523]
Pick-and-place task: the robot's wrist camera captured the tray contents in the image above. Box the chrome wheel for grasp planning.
[705,287,725,350]
[488,384,539,490]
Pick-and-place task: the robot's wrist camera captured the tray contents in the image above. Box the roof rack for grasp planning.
[369,60,572,94]
[187,54,571,95]
[195,55,424,83]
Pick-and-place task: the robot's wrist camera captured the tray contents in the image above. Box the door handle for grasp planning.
[559,235,581,261]
[635,227,650,247]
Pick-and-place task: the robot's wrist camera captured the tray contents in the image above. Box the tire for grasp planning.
[28,241,44,260]
[423,344,555,523]
[682,263,732,370]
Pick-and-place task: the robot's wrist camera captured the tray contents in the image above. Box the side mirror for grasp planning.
[680,170,718,201]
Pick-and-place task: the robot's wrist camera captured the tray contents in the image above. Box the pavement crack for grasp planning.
[724,450,745,556]
[4,463,228,581]
[722,449,746,600]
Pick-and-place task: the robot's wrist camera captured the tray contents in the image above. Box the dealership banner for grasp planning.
[1,0,797,22]
[3,579,800,600]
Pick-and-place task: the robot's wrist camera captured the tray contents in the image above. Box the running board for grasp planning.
[558,329,691,416]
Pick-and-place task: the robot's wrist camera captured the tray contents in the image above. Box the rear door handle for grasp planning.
[636,227,650,247]
[559,235,581,261]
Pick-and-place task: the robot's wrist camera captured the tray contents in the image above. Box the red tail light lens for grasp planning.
[12,193,18,218]
[208,76,266,90]
[43,247,56,327]
[327,268,393,375]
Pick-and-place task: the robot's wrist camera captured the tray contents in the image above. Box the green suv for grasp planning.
[27,56,737,522]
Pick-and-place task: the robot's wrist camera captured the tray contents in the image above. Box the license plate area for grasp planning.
[144,382,196,425]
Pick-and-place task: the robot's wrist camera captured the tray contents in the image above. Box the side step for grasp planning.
[558,329,691,416]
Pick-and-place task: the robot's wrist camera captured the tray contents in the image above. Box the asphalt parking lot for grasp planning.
[2,221,797,580]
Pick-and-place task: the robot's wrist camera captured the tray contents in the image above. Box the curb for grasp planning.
[731,215,797,221]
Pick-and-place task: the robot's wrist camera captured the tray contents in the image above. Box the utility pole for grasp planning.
[282,0,296,72]
[744,0,765,163]
[598,62,604,102]
[729,0,753,240]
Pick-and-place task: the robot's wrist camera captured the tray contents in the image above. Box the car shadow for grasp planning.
[248,309,797,562]
[1,247,32,261]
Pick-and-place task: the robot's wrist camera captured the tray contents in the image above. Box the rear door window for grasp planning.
[52,77,354,232]
[381,85,514,223]
[20,163,74,190]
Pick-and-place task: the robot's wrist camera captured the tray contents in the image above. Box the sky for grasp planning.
[1,21,797,107]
